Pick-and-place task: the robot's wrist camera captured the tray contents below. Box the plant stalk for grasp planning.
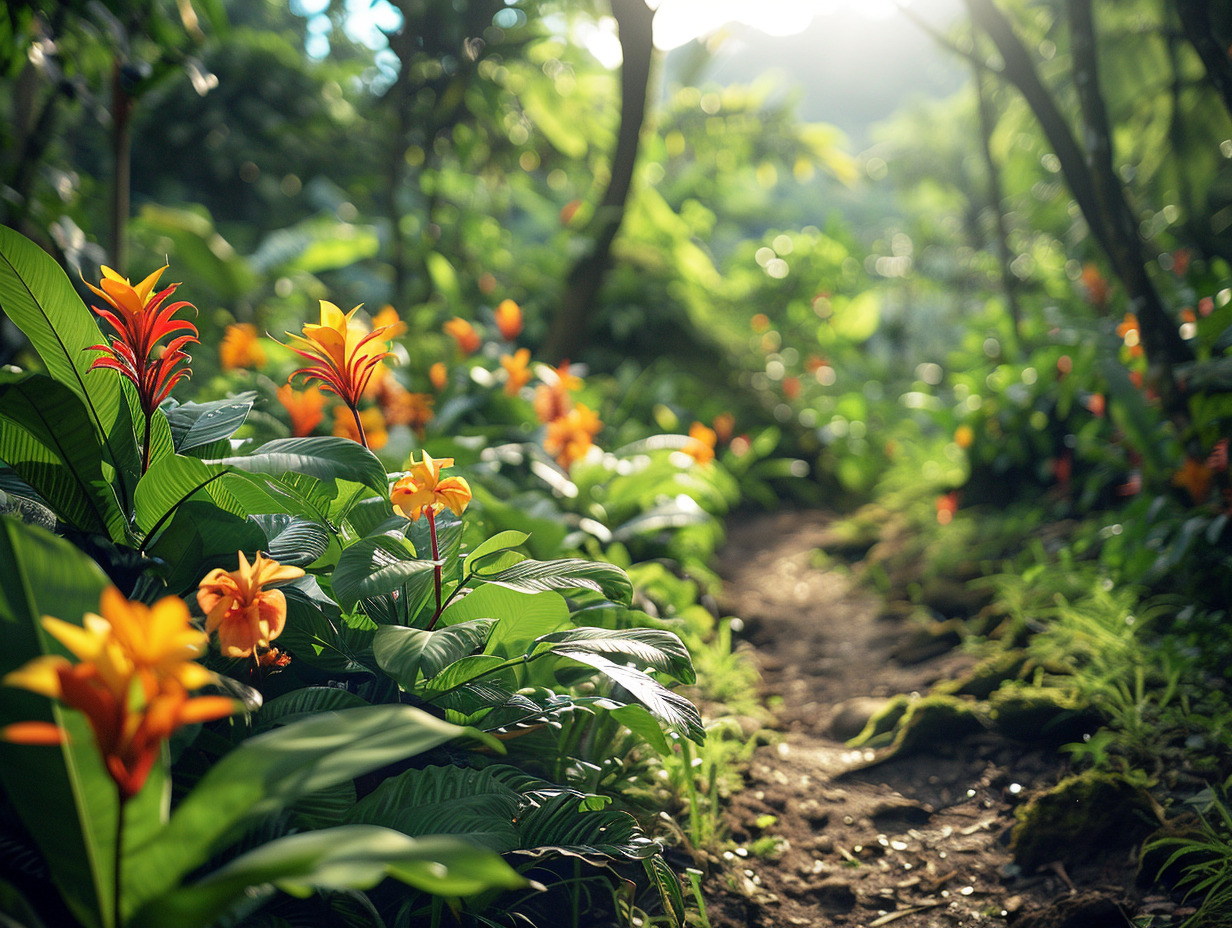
[350,404,369,450]
[426,509,443,629]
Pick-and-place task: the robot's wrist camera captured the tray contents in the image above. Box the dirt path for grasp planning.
[699,510,1153,928]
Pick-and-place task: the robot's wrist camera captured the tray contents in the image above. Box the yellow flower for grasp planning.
[219,322,267,370]
[283,300,405,407]
[494,299,523,341]
[501,348,532,396]
[333,405,388,450]
[954,425,974,449]
[390,451,473,521]
[3,588,236,799]
[197,551,305,659]
[683,421,717,465]
[444,317,482,355]
[544,403,602,469]
[277,384,327,437]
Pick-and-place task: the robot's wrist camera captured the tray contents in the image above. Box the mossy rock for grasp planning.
[1011,770,1162,872]
[848,694,988,761]
[987,683,1106,744]
[1136,813,1206,890]
[934,649,1031,699]
[888,617,965,665]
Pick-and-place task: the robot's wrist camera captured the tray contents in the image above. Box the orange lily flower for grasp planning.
[533,361,581,423]
[713,412,735,445]
[197,551,305,659]
[1173,457,1213,505]
[378,380,434,433]
[683,421,717,465]
[444,317,482,355]
[1116,314,1143,358]
[544,403,602,469]
[219,322,267,370]
[1080,263,1109,309]
[501,348,532,396]
[494,299,523,341]
[333,405,388,450]
[954,425,974,449]
[283,300,404,408]
[85,265,198,472]
[390,451,472,521]
[3,588,236,799]
[429,361,449,392]
[936,491,959,526]
[276,384,327,437]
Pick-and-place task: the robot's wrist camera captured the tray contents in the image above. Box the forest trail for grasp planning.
[701,510,1159,928]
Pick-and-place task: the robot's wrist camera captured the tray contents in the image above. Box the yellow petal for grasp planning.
[41,615,106,662]
[3,655,69,698]
[133,265,169,304]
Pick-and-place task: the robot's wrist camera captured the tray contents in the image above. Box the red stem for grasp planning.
[427,508,442,629]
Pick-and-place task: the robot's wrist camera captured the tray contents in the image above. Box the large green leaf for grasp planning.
[553,651,705,744]
[0,374,128,541]
[373,620,495,688]
[143,500,266,595]
[129,826,528,928]
[164,393,255,453]
[133,454,239,535]
[345,765,521,852]
[514,792,662,861]
[122,705,500,920]
[250,513,331,567]
[279,586,375,674]
[0,519,166,928]
[473,557,633,605]
[442,585,571,660]
[252,687,370,734]
[532,627,695,684]
[0,225,142,508]
[331,521,437,613]
[208,437,387,496]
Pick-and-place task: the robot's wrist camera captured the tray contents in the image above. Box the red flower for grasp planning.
[85,265,198,471]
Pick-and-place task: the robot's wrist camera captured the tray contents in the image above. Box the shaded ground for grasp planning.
[698,510,1182,928]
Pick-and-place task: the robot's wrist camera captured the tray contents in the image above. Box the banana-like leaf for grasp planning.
[374,620,495,688]
[249,513,331,567]
[128,826,528,928]
[164,393,255,452]
[143,500,266,595]
[134,454,241,535]
[553,650,705,744]
[331,523,437,613]
[473,557,633,605]
[610,501,708,542]
[345,765,521,852]
[442,585,571,660]
[531,627,695,684]
[0,520,166,928]
[208,437,387,496]
[0,225,142,509]
[279,587,375,674]
[466,530,530,566]
[0,374,128,542]
[253,688,371,734]
[121,705,501,920]
[513,792,662,861]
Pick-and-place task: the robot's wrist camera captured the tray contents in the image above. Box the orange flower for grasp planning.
[283,300,404,408]
[1116,314,1143,358]
[85,265,198,471]
[954,425,974,449]
[277,384,327,437]
[1173,457,1213,505]
[501,348,532,396]
[533,361,582,423]
[544,403,602,469]
[429,361,449,392]
[219,322,267,370]
[683,421,717,465]
[782,376,801,400]
[390,451,472,521]
[751,313,770,333]
[3,588,236,799]
[197,551,305,659]
[333,405,388,450]
[444,317,482,355]
[1085,392,1106,418]
[373,304,402,331]
[1080,263,1109,309]
[936,491,959,525]
[494,299,523,341]
[713,412,735,445]
[378,379,434,433]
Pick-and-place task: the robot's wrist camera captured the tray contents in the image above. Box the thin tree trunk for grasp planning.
[110,59,132,274]
[964,0,1192,416]
[1174,0,1232,118]
[543,0,655,363]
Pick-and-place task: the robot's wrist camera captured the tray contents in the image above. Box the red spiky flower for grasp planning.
[85,265,198,473]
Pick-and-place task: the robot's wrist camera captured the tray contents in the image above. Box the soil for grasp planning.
[697,509,1187,928]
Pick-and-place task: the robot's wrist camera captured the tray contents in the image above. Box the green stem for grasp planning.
[141,408,152,475]
[113,787,126,928]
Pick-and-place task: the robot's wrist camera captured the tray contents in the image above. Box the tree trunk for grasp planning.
[543,0,655,363]
[1174,0,1232,119]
